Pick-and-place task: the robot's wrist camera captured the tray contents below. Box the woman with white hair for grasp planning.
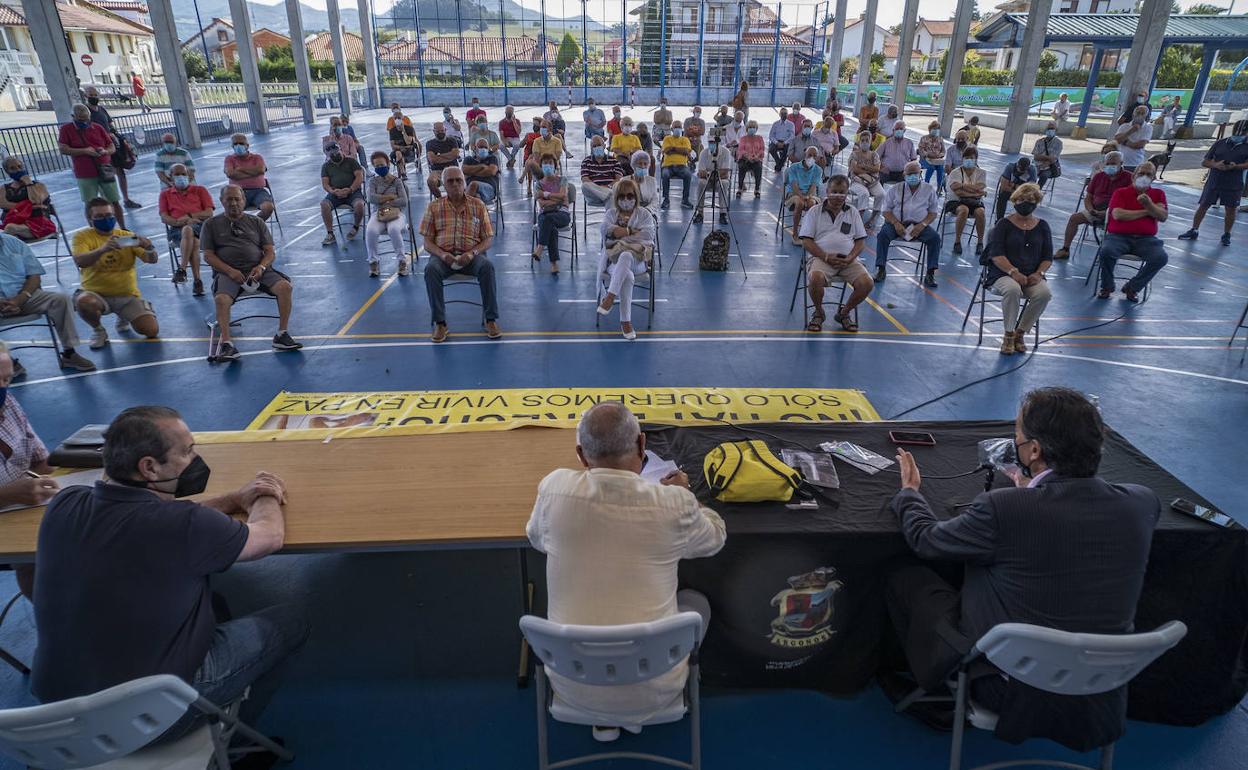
[613,150,659,214]
[597,178,655,340]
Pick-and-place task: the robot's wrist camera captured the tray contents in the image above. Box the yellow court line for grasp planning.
[865,298,910,334]
[336,273,399,336]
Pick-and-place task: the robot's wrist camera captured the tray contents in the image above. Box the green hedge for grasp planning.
[1036,69,1122,88]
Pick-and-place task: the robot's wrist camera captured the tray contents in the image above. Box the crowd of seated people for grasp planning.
[1,95,1208,380]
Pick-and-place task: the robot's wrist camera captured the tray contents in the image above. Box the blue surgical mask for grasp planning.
[1046,129,1056,138]
[634,167,648,178]
[905,173,921,186]
[894,129,905,138]
[477,148,489,158]
[541,163,555,176]
[592,146,605,157]
[1103,164,1119,175]
[374,165,390,176]
[540,127,549,137]
[963,158,975,169]
[232,144,248,156]
[929,129,939,137]
[92,215,116,233]
[163,142,177,152]
[672,128,683,136]
[74,120,90,129]
[7,171,24,182]
[747,127,757,135]
[172,175,189,189]
[802,127,812,137]
[708,143,718,153]
[333,126,343,136]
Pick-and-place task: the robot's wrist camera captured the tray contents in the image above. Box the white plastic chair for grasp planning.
[0,674,292,770]
[519,612,703,770]
[943,620,1187,770]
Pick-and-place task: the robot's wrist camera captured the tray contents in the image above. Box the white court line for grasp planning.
[559,298,670,303]
[11,335,1248,389]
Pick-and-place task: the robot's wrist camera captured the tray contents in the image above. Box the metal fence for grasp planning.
[0,109,184,177]
[374,0,828,105]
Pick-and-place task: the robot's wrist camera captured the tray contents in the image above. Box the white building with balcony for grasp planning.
[0,0,158,110]
[979,0,1136,71]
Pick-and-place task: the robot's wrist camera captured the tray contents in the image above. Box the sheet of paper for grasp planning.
[0,468,104,514]
[640,450,679,485]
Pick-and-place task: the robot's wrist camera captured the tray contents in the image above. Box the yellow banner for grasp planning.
[205,388,878,443]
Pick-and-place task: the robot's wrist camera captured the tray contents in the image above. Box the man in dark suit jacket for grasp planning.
[883,387,1160,751]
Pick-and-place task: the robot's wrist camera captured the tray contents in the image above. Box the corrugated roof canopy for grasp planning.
[976,12,1248,45]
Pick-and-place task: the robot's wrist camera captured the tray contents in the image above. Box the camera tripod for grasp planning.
[670,160,748,277]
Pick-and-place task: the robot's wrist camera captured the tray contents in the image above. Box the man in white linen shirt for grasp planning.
[527,402,726,743]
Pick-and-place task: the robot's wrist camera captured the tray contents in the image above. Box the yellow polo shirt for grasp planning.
[72,227,144,297]
[531,135,564,162]
[610,133,642,158]
[660,136,692,167]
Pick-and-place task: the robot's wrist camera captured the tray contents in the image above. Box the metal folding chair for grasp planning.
[1230,300,1248,363]
[205,293,280,363]
[0,674,292,770]
[961,264,1041,347]
[24,209,75,285]
[519,612,703,770]
[0,313,63,360]
[791,254,857,330]
[531,189,579,270]
[895,620,1187,770]
[594,216,659,331]
[937,200,984,257]
[1083,245,1152,304]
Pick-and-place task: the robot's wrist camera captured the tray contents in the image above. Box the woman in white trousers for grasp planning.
[365,151,411,277]
[596,178,655,340]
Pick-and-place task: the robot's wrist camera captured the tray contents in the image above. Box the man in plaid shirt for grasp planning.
[420,167,500,343]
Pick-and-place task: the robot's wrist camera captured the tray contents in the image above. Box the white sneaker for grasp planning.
[397,257,410,277]
[115,318,131,334]
[591,727,620,743]
[89,327,109,349]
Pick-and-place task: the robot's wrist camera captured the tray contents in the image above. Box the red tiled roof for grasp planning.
[0,0,152,35]
[381,35,559,64]
[92,0,148,11]
[741,31,808,47]
[919,18,956,36]
[305,30,363,61]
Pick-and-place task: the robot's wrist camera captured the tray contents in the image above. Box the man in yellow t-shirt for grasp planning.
[525,119,565,187]
[659,124,694,209]
[71,197,160,349]
[610,117,642,172]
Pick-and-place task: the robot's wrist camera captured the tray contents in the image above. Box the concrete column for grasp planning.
[827,0,848,89]
[285,0,315,124]
[357,0,380,108]
[1000,0,1051,154]
[1115,0,1171,118]
[939,0,975,137]
[145,0,201,147]
[327,0,352,117]
[852,0,879,112]
[1072,45,1104,139]
[19,0,80,124]
[227,0,269,133]
[891,0,921,114]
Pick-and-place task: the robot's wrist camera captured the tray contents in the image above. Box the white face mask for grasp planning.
[618,198,636,211]
[1133,176,1152,190]
[803,157,815,168]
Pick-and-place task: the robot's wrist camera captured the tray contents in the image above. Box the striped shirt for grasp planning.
[419,195,493,255]
[153,147,195,187]
[581,155,624,187]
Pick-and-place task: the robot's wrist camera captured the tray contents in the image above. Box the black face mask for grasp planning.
[87,97,99,106]
[1013,439,1036,479]
[118,454,212,498]
[1014,201,1037,216]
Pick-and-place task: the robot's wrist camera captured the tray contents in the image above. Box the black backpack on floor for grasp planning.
[698,230,729,271]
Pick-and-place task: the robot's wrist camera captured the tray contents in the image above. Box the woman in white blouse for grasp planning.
[596,178,655,340]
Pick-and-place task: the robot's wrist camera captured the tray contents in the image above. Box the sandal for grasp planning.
[806,312,825,333]
[833,312,858,332]
[532,247,542,262]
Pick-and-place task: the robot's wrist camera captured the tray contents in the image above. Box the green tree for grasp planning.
[182,49,209,80]
[1039,50,1058,72]
[1155,44,1202,88]
[262,45,293,63]
[556,32,580,73]
[1185,3,1228,12]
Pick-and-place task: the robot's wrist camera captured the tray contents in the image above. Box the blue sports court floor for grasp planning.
[0,106,1245,769]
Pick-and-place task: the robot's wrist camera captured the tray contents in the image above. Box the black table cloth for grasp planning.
[640,420,1247,726]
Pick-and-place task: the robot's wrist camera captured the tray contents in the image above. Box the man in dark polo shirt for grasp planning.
[425,121,461,199]
[319,141,365,246]
[31,406,308,743]
[202,184,301,361]
[1178,119,1248,247]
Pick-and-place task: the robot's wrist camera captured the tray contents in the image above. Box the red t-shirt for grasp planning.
[159,185,214,220]
[788,113,805,134]
[499,117,520,139]
[607,117,621,137]
[1107,185,1166,237]
[132,76,145,97]
[1087,171,1133,210]
[224,153,267,189]
[58,121,112,179]
[466,107,486,124]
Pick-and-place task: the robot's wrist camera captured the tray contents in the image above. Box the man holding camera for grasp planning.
[72,197,160,349]
[202,185,301,362]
